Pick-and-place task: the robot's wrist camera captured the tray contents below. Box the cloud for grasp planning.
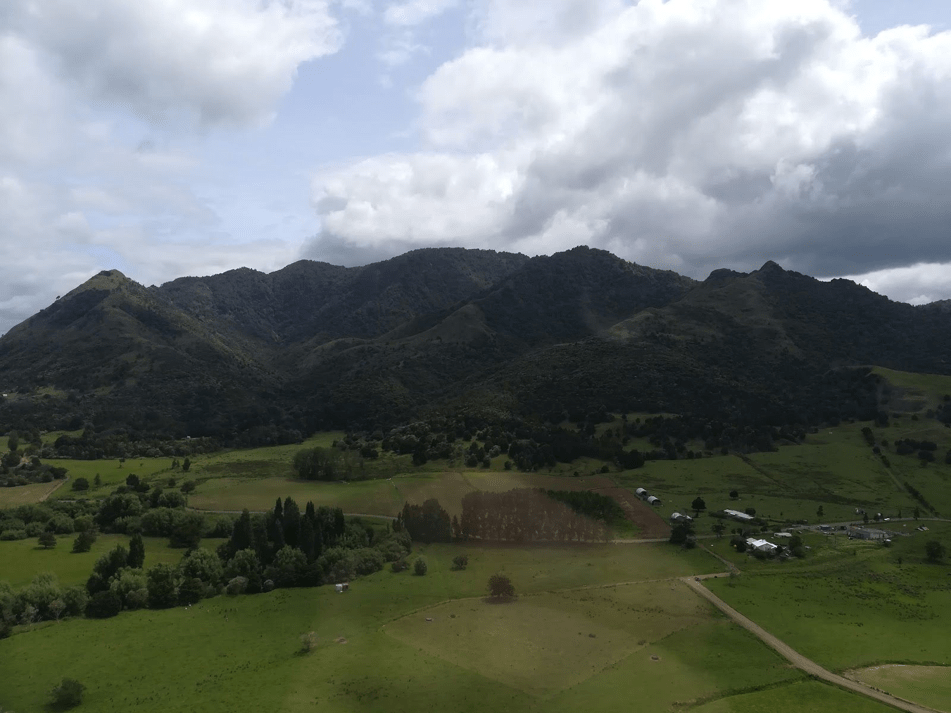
[384,0,458,27]
[0,0,345,334]
[841,262,951,306]
[8,0,343,130]
[306,0,951,304]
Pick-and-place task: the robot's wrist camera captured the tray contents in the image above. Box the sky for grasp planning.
[3,0,951,335]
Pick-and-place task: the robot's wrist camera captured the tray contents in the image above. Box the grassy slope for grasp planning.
[0,535,228,588]
[0,543,726,713]
[847,665,951,712]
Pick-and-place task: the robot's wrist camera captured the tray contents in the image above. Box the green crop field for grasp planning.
[0,535,227,588]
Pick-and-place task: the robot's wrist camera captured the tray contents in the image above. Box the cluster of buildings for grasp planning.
[634,487,662,506]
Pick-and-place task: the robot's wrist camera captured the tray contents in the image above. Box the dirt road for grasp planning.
[682,577,944,713]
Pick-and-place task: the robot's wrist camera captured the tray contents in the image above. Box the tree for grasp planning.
[182,457,191,473]
[452,554,469,570]
[712,522,726,539]
[94,473,102,487]
[729,490,739,500]
[50,678,85,709]
[180,479,196,493]
[85,590,122,618]
[87,545,129,594]
[128,533,145,569]
[413,557,428,576]
[38,531,57,549]
[178,577,204,605]
[913,506,921,521]
[146,563,178,608]
[168,511,203,548]
[71,477,90,491]
[270,546,307,587]
[300,631,319,653]
[179,548,223,588]
[816,505,824,519]
[488,573,515,598]
[691,497,706,517]
[72,530,97,553]
[925,540,946,563]
[8,431,18,452]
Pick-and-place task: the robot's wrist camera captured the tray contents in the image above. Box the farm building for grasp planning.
[647,495,661,506]
[670,512,693,524]
[724,508,755,522]
[772,532,792,538]
[335,583,350,593]
[745,538,779,554]
[635,488,648,499]
[847,527,889,541]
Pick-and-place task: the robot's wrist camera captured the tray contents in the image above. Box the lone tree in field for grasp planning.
[691,497,706,517]
[50,678,85,708]
[729,490,739,500]
[488,573,515,599]
[38,531,57,549]
[413,557,428,576]
[816,505,824,519]
[925,540,946,563]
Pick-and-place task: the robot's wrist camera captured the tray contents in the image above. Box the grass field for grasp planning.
[706,522,951,673]
[0,542,796,713]
[847,665,951,712]
[189,471,615,517]
[0,535,228,588]
[0,480,63,507]
[691,680,899,713]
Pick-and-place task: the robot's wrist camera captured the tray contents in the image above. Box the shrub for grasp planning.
[390,558,407,573]
[225,576,249,595]
[50,678,85,709]
[71,477,90,491]
[0,529,27,541]
[413,557,428,576]
[452,554,469,570]
[488,573,515,598]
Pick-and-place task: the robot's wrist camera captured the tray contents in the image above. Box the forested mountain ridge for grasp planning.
[0,246,949,444]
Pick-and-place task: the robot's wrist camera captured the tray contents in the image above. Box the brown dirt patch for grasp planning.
[591,486,671,538]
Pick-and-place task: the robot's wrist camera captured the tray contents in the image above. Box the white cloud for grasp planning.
[9,0,343,130]
[307,0,951,296]
[384,0,458,27]
[0,0,345,334]
[840,263,951,306]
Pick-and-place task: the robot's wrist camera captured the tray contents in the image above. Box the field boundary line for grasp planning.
[682,577,945,713]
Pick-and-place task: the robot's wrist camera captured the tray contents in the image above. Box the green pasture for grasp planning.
[706,522,951,672]
[692,679,898,713]
[0,480,63,507]
[0,542,792,713]
[847,664,951,712]
[45,456,171,500]
[0,535,227,589]
[188,470,614,519]
[873,366,951,413]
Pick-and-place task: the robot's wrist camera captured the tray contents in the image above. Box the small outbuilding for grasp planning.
[724,508,754,522]
[670,512,693,524]
[647,495,661,506]
[635,487,648,499]
[335,582,350,593]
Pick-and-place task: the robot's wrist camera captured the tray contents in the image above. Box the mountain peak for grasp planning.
[758,260,784,273]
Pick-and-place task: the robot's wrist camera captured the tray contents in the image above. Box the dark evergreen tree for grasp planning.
[305,500,316,523]
[283,497,301,549]
[228,509,254,557]
[128,533,145,569]
[300,516,316,563]
[274,498,284,521]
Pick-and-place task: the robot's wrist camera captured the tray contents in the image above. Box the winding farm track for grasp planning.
[682,577,945,713]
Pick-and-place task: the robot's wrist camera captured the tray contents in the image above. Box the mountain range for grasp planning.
[1,246,949,442]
